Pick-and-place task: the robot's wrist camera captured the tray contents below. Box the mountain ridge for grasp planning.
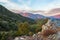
[0,5,35,31]
[11,8,60,19]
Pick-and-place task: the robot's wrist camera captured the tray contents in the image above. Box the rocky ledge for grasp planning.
[14,19,60,40]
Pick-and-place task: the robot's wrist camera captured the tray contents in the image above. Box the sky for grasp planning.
[0,0,60,16]
[0,0,60,11]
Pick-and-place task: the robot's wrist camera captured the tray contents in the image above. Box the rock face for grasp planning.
[42,19,57,31]
[39,19,60,40]
[33,19,60,40]
[14,19,60,40]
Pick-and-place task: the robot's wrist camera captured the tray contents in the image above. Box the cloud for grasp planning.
[0,0,31,10]
[18,0,31,5]
[6,3,21,10]
[0,0,60,11]
[42,0,60,11]
[40,0,60,16]
[0,0,21,10]
[17,0,32,10]
[0,0,60,16]
[0,0,8,2]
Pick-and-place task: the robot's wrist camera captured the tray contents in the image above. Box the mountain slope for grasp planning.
[19,12,45,19]
[0,5,35,31]
[53,14,60,19]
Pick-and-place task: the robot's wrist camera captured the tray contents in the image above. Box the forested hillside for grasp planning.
[0,5,35,31]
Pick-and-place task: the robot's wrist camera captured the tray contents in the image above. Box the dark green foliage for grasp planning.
[16,22,30,36]
[0,5,35,31]
[0,5,48,40]
[0,31,15,40]
[35,18,48,32]
[15,18,48,36]
[36,18,48,26]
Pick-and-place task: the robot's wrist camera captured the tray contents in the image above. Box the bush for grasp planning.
[16,22,30,36]
[28,32,34,36]
[0,31,15,40]
[42,29,57,37]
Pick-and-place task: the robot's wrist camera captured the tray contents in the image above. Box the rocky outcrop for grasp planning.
[14,19,60,40]
[42,19,57,31]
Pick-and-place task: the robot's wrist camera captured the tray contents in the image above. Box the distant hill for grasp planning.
[12,8,60,19]
[52,14,60,19]
[20,12,45,19]
[0,5,35,31]
[51,18,60,26]
[12,9,45,19]
[47,16,60,27]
